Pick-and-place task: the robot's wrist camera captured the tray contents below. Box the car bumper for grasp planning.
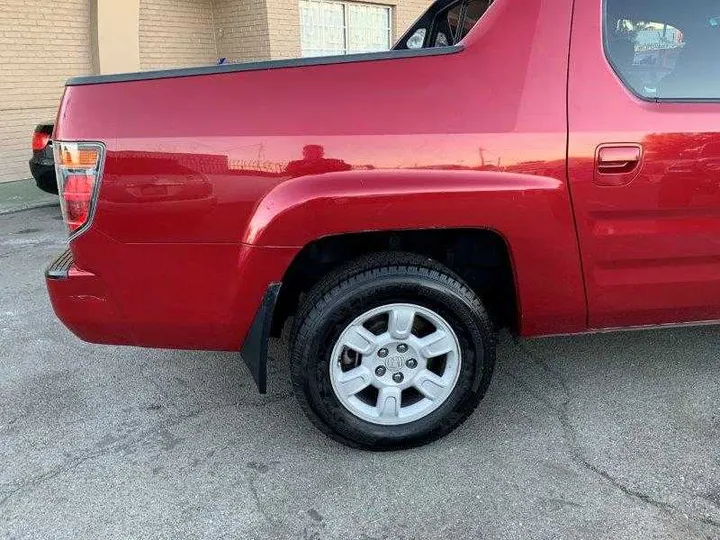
[45,249,133,345]
[29,156,57,194]
[45,244,296,392]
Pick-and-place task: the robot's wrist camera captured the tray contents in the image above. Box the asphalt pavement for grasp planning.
[1,206,719,540]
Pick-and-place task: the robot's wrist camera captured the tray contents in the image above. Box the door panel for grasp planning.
[568,1,720,328]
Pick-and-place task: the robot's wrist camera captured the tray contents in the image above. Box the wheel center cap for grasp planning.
[385,355,405,371]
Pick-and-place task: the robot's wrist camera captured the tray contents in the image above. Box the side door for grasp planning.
[568,0,720,329]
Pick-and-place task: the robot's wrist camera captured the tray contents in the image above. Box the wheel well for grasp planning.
[271,229,518,336]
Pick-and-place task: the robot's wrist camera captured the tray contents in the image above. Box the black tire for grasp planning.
[290,252,496,450]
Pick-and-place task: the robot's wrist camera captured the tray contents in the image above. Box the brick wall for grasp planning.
[139,0,217,70]
[0,0,93,183]
[214,0,272,63]
[0,0,431,183]
[266,0,302,60]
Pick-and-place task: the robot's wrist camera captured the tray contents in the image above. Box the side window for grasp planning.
[604,1,720,100]
[446,4,463,42]
[397,0,492,50]
[441,0,491,46]
[453,0,490,42]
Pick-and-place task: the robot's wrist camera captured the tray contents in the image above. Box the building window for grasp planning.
[299,0,392,57]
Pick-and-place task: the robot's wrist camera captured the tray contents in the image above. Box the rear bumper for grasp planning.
[45,250,133,345]
[45,244,296,392]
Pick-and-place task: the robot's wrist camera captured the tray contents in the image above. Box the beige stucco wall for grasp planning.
[0,0,93,183]
[140,0,218,70]
[95,0,141,74]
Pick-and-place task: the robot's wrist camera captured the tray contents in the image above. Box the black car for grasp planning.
[30,123,57,194]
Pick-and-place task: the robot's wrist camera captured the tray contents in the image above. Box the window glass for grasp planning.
[434,32,449,47]
[446,4,463,41]
[395,0,492,51]
[446,0,491,45]
[347,3,392,53]
[457,0,491,42]
[406,28,426,49]
[604,0,720,100]
[300,0,391,57]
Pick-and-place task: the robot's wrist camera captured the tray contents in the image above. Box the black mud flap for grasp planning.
[240,283,281,394]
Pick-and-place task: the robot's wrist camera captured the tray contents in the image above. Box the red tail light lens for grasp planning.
[63,174,95,231]
[54,142,105,237]
[32,131,50,151]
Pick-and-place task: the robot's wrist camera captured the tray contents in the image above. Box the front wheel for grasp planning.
[289,253,496,450]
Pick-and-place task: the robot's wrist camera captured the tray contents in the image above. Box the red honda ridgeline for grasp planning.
[46,0,720,449]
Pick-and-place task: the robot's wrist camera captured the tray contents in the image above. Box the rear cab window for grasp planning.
[398,0,493,50]
[604,0,720,100]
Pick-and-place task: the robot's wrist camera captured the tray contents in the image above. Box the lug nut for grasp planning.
[392,372,404,383]
[397,343,408,353]
[375,366,387,377]
[378,348,389,358]
[406,358,418,369]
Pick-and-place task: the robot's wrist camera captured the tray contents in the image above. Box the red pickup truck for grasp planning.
[46,0,720,449]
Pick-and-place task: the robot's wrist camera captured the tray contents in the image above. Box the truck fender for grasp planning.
[242,169,587,338]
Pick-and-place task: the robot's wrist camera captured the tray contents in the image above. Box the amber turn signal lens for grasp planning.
[59,147,100,168]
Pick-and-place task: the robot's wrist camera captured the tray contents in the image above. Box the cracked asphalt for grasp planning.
[1,206,719,540]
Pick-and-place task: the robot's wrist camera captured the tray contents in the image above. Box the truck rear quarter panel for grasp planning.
[56,0,584,349]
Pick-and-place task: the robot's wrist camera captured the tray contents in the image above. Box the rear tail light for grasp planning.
[54,141,105,237]
[32,131,50,151]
